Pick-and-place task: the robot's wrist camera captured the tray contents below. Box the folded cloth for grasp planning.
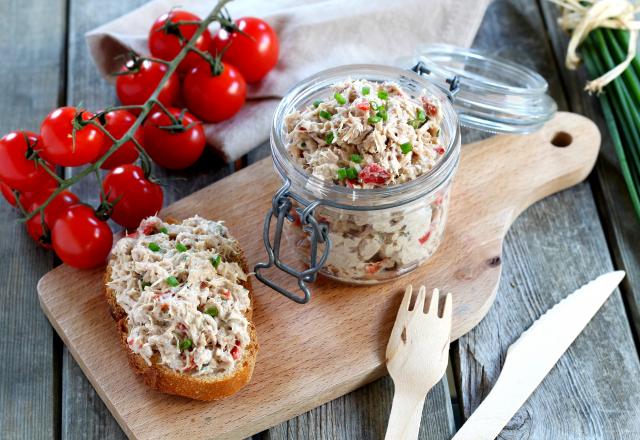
[86,0,490,162]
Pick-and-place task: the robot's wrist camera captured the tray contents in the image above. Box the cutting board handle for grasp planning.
[462,111,601,225]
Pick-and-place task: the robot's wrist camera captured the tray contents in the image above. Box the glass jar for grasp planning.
[255,65,461,302]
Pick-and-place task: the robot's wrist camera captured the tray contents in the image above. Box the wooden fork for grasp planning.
[385,286,453,440]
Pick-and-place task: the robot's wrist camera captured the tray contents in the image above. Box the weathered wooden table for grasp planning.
[2,0,640,438]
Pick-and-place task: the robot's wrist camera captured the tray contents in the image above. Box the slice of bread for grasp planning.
[104,217,258,401]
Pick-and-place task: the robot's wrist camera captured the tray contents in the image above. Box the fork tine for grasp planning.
[400,285,413,312]
[428,288,440,315]
[415,285,427,313]
[442,292,453,322]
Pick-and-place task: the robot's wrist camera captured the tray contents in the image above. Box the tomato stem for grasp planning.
[20,0,235,223]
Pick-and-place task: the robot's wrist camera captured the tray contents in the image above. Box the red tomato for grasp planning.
[142,108,205,169]
[97,110,141,169]
[0,181,16,206]
[52,204,113,269]
[115,60,180,107]
[183,62,246,122]
[149,10,212,74]
[17,175,59,209]
[40,107,107,167]
[0,131,54,192]
[25,189,79,248]
[211,17,279,83]
[102,165,163,230]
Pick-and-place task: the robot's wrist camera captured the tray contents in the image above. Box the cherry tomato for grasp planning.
[52,204,113,269]
[0,181,16,206]
[183,62,246,122]
[142,108,205,169]
[24,189,79,248]
[40,107,107,167]
[149,10,212,74]
[115,60,180,107]
[102,165,163,230]
[0,131,54,192]
[97,110,141,169]
[17,175,59,209]
[211,17,279,83]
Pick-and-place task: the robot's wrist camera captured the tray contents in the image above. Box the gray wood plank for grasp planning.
[62,1,236,439]
[265,376,455,440]
[539,0,640,347]
[453,0,640,438]
[0,0,67,439]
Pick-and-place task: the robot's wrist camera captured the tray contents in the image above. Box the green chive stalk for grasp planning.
[580,29,640,219]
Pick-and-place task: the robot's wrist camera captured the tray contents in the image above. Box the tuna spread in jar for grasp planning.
[282,78,451,283]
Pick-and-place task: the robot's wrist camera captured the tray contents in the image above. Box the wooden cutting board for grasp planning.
[38,111,600,440]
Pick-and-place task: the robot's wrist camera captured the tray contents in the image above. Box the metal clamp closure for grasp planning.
[254,178,331,304]
[411,61,460,102]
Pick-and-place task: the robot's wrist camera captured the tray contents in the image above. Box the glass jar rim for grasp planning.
[270,64,461,210]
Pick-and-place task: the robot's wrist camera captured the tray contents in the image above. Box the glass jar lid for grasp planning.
[406,44,557,134]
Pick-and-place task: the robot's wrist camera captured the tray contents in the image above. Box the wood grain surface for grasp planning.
[37,111,599,439]
[0,1,66,438]
[453,2,640,438]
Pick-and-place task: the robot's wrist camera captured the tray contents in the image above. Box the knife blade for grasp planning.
[452,270,626,440]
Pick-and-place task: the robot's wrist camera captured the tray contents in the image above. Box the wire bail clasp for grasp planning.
[254,178,331,304]
[411,61,460,102]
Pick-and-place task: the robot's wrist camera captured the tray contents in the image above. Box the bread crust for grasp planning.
[104,223,258,401]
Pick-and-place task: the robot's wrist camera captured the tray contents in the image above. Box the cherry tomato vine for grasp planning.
[0,0,278,268]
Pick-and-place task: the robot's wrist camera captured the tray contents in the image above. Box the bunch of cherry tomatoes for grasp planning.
[0,9,279,269]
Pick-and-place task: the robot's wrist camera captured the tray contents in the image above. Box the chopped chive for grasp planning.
[436,129,441,137]
[337,168,348,180]
[166,276,179,287]
[362,86,370,95]
[377,89,388,100]
[319,110,332,120]
[313,100,322,108]
[400,142,413,154]
[148,242,160,252]
[334,93,347,105]
[368,116,382,124]
[175,243,187,252]
[205,307,219,318]
[210,254,221,268]
[377,106,388,121]
[325,132,334,144]
[179,338,192,351]
[159,227,168,234]
[416,108,427,121]
[346,167,359,180]
[350,154,362,163]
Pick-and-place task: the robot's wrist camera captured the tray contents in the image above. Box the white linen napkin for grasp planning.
[86,0,490,162]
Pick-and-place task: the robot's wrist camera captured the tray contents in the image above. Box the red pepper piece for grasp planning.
[359,163,391,185]
[435,146,445,155]
[231,346,241,360]
[356,101,370,111]
[418,231,431,245]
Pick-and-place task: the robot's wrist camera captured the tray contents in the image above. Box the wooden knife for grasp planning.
[452,271,626,440]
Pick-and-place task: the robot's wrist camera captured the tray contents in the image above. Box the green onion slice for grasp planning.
[313,100,323,108]
[362,86,370,95]
[175,243,187,252]
[377,89,388,100]
[400,142,413,154]
[325,132,334,144]
[205,307,219,318]
[368,116,382,124]
[319,110,332,120]
[337,168,348,180]
[179,339,192,351]
[148,242,160,252]
[210,254,221,268]
[334,93,347,105]
[346,167,359,180]
[350,154,362,163]
[159,227,168,234]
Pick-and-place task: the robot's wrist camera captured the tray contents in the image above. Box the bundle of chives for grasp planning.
[580,28,640,219]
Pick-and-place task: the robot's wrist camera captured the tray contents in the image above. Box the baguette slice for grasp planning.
[104,218,258,401]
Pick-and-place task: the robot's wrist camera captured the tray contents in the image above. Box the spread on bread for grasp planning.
[107,216,251,376]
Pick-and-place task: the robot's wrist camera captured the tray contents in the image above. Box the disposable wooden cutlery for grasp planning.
[385,285,452,440]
